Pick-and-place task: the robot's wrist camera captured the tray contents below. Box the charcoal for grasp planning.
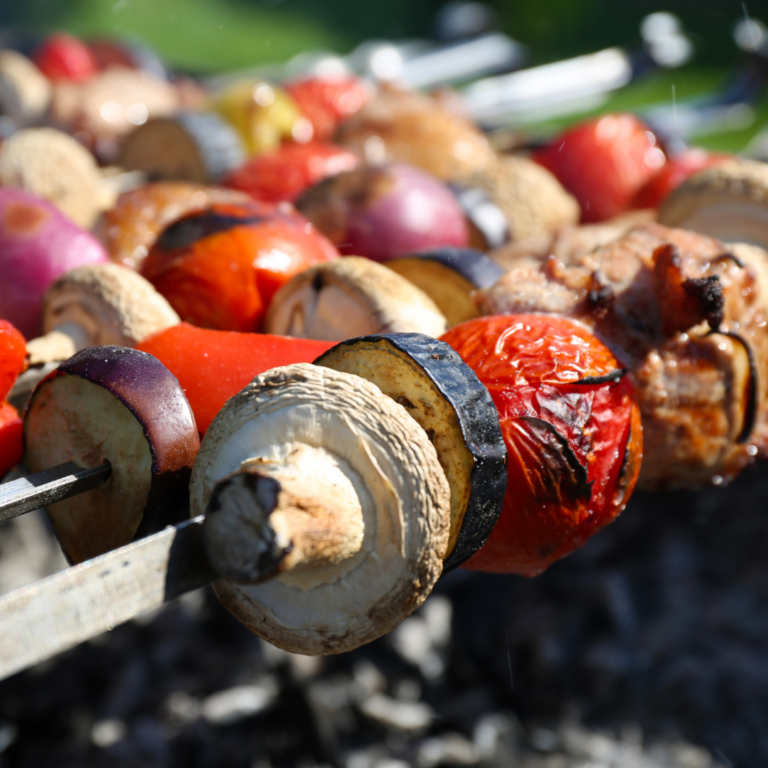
[4,467,768,765]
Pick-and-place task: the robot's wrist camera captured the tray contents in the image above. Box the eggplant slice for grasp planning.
[119,113,246,184]
[24,346,199,563]
[315,333,507,571]
[384,248,505,327]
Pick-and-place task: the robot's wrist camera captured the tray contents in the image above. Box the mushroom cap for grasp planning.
[658,160,768,248]
[0,50,51,125]
[336,86,495,182]
[265,256,447,340]
[191,363,451,654]
[462,155,580,242]
[0,128,104,229]
[31,263,179,363]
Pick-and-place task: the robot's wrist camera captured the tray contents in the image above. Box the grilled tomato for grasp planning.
[442,314,642,576]
[140,201,338,332]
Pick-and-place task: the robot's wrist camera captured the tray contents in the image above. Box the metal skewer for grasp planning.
[0,514,217,681]
[0,461,111,522]
[462,13,693,129]
[0,458,221,681]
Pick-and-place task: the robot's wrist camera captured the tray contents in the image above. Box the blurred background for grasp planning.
[3,3,768,768]
[1,0,768,150]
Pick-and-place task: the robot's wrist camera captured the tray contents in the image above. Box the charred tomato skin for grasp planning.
[26,346,200,552]
[442,315,642,577]
[140,201,338,332]
[315,333,507,571]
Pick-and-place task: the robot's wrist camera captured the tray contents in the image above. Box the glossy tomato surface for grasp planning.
[442,315,642,577]
[224,141,359,204]
[533,114,665,223]
[140,201,338,332]
[285,75,369,141]
[0,320,25,478]
[137,323,333,433]
[0,320,27,401]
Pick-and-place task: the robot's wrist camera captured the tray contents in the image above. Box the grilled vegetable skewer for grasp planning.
[0,334,507,661]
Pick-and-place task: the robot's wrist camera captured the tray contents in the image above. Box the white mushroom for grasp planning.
[25,263,179,366]
[264,257,447,341]
[0,50,51,126]
[0,128,107,229]
[462,155,580,244]
[191,363,451,655]
[658,160,768,249]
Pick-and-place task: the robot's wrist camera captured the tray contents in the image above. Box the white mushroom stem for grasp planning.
[203,446,365,585]
[192,364,451,655]
[26,322,90,366]
[25,263,180,366]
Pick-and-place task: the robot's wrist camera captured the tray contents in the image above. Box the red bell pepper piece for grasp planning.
[136,323,333,434]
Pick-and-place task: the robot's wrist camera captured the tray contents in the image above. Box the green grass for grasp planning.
[14,0,352,72]
[526,66,768,154]
[10,0,767,153]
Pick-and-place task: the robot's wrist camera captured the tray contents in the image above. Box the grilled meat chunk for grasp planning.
[479,223,768,490]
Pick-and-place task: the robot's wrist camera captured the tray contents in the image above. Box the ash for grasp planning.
[1,466,767,768]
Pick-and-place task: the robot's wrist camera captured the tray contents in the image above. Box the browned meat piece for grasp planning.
[479,222,768,490]
[490,209,656,271]
[653,244,724,335]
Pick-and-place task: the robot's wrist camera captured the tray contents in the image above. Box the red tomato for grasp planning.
[224,141,359,204]
[0,401,22,478]
[533,113,666,223]
[632,148,732,210]
[0,320,27,401]
[137,323,333,433]
[285,76,370,140]
[140,201,338,333]
[33,33,98,82]
[442,315,642,577]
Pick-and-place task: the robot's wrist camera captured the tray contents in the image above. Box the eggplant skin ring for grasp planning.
[316,332,508,572]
